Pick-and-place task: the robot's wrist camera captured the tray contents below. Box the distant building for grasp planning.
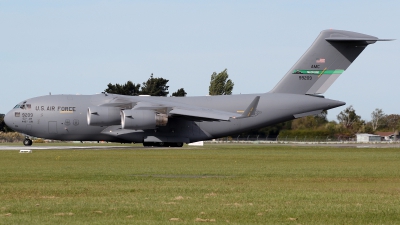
[356,133,381,143]
[375,132,400,141]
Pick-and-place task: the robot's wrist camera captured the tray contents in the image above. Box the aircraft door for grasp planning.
[48,121,57,133]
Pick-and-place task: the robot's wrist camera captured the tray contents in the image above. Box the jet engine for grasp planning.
[87,106,121,126]
[121,109,168,130]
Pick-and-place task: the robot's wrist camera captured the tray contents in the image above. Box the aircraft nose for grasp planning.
[4,111,13,127]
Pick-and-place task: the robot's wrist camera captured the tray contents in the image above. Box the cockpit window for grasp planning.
[13,101,27,109]
[21,101,27,108]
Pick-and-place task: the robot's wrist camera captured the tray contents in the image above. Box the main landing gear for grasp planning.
[143,142,183,147]
[23,137,33,146]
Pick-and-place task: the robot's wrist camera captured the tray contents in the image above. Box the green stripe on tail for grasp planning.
[292,70,344,75]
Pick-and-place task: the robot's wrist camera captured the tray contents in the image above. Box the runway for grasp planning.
[0,145,140,150]
[1,142,400,151]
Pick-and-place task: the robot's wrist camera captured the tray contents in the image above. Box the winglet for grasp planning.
[237,96,260,118]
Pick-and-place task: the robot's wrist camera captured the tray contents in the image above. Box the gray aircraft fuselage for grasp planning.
[4,93,343,143]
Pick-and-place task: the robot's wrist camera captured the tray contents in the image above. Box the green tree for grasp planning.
[140,73,170,96]
[315,110,328,124]
[209,69,234,95]
[360,122,374,134]
[260,121,292,137]
[0,114,13,132]
[105,81,141,96]
[382,114,400,131]
[370,108,385,131]
[171,88,187,97]
[291,116,317,130]
[337,105,361,129]
[324,121,338,136]
[105,74,176,97]
[336,105,365,137]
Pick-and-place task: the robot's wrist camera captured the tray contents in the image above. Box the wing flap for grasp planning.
[169,108,241,121]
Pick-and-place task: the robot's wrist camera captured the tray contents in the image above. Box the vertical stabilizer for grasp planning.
[270,30,390,95]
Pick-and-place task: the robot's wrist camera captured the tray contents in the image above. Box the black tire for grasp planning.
[175,142,183,147]
[167,142,183,147]
[167,143,176,147]
[143,142,151,147]
[23,139,32,146]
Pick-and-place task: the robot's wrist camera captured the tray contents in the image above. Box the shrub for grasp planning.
[0,132,24,143]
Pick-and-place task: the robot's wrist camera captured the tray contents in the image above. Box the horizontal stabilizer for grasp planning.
[326,37,394,42]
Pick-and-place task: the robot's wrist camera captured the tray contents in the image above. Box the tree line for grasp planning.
[104,73,184,97]
[105,69,233,96]
[261,107,400,140]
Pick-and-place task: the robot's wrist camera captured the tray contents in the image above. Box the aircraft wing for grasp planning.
[132,100,242,121]
[99,95,260,121]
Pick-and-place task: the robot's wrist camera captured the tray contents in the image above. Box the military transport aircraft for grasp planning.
[4,30,392,147]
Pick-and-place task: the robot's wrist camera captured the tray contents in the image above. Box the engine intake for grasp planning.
[87,106,121,126]
[121,109,168,130]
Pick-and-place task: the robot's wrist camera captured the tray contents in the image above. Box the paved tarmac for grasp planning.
[0,145,140,150]
[208,142,400,148]
[1,142,400,150]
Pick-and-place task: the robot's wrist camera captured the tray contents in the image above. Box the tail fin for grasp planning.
[270,29,392,95]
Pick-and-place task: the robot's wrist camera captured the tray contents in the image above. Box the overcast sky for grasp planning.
[1,0,399,121]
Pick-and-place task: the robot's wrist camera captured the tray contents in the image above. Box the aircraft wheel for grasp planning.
[143,142,151,147]
[23,139,32,146]
[167,142,183,147]
[167,143,175,147]
[175,142,183,147]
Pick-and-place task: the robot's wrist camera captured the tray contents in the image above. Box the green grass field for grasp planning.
[1,144,400,224]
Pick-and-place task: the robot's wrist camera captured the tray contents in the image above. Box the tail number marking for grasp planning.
[299,76,312,80]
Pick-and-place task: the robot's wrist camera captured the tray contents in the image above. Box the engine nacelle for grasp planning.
[121,109,168,130]
[87,106,121,126]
